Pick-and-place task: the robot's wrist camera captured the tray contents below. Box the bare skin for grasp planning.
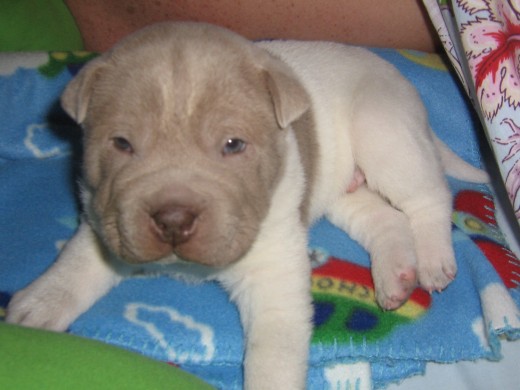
[346,167,366,193]
[65,0,439,52]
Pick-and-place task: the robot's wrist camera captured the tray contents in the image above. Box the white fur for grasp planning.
[217,131,312,389]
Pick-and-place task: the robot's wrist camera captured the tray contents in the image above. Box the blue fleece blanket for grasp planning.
[1,49,519,389]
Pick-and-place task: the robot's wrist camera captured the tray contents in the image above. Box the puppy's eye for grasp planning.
[222,138,247,156]
[112,137,134,154]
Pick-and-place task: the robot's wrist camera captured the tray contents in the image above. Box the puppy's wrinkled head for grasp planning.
[62,22,309,267]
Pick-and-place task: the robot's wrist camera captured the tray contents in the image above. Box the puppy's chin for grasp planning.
[114,247,247,270]
[116,244,244,268]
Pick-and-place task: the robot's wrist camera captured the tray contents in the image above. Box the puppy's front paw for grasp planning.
[6,283,79,331]
[417,254,457,293]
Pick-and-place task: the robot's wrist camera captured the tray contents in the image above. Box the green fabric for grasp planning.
[0,322,214,389]
[0,0,83,51]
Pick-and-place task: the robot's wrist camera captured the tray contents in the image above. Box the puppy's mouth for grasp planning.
[107,203,251,268]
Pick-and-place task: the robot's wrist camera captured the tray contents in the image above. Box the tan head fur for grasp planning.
[62,22,310,266]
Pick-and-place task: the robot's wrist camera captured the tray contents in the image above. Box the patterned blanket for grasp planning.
[1,49,519,389]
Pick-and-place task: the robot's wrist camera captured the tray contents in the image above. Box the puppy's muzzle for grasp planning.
[109,179,252,267]
[151,204,198,246]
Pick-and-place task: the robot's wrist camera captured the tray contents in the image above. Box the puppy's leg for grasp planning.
[327,187,418,309]
[219,223,312,390]
[350,80,456,293]
[398,189,455,292]
[6,221,121,331]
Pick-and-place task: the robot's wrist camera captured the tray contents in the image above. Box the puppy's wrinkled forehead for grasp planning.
[63,22,310,154]
[88,27,271,132]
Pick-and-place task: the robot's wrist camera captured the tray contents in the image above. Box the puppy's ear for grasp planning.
[264,61,310,129]
[61,56,108,124]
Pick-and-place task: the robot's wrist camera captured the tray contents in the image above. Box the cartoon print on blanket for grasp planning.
[1,49,519,389]
[453,189,520,289]
[311,252,431,345]
[397,49,449,71]
[123,303,216,365]
[38,51,98,78]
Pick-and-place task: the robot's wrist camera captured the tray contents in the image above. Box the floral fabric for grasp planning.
[423,0,520,223]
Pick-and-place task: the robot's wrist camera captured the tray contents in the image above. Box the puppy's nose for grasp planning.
[152,206,198,246]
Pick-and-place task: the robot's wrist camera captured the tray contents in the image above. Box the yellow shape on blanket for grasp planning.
[51,52,68,61]
[50,51,93,62]
[312,275,428,319]
[399,50,448,71]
